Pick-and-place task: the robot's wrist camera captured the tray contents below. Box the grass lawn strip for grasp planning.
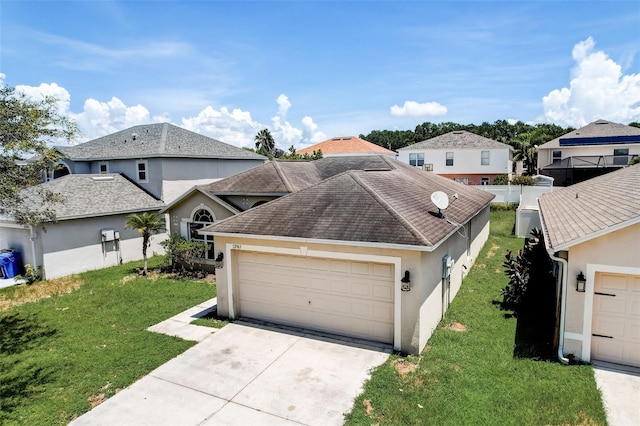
[344,209,607,426]
[0,257,215,425]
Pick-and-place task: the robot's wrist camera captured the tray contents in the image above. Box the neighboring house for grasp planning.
[537,119,640,186]
[397,130,513,185]
[51,123,265,203]
[538,164,640,368]
[0,174,165,280]
[201,158,495,354]
[297,136,397,158]
[161,156,407,269]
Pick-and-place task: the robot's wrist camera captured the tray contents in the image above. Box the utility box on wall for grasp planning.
[101,229,116,242]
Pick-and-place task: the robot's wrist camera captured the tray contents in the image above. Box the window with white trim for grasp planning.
[446,152,454,166]
[481,151,490,166]
[136,160,148,182]
[409,153,424,167]
[552,150,562,163]
[185,209,215,260]
[99,161,109,174]
[481,177,490,185]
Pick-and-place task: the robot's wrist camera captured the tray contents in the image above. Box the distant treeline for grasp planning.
[360,120,575,151]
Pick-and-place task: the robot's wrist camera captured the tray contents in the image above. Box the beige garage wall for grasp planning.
[562,221,640,358]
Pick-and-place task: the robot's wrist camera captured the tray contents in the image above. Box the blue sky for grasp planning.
[1,1,639,149]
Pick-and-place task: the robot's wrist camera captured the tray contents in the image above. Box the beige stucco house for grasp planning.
[538,164,640,368]
[202,158,494,354]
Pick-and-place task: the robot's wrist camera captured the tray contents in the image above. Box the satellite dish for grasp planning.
[431,191,449,210]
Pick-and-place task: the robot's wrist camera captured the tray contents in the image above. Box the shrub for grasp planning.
[492,174,509,185]
[501,228,554,314]
[511,175,534,186]
[160,233,209,274]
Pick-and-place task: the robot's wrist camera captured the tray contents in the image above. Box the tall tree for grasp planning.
[254,128,276,156]
[0,85,77,224]
[125,212,165,275]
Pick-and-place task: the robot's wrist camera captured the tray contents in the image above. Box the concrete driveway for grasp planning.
[70,322,390,425]
[593,362,640,426]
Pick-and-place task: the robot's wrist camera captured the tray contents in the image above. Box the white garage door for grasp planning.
[591,272,640,367]
[237,251,394,344]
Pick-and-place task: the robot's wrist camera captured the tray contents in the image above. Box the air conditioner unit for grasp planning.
[423,164,434,171]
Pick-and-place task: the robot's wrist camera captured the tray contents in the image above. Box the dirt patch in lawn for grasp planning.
[445,322,467,332]
[363,399,374,416]
[394,359,418,376]
[87,393,106,408]
[486,243,500,258]
[0,275,84,311]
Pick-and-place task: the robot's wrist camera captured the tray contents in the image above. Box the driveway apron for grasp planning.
[70,323,390,425]
[593,362,640,426]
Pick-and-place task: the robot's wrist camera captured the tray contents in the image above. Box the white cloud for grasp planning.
[301,116,327,143]
[7,78,327,150]
[390,100,448,117]
[180,106,261,148]
[15,82,72,118]
[72,97,160,141]
[276,94,291,116]
[539,37,640,127]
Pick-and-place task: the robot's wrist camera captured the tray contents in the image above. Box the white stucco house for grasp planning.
[397,130,513,185]
[538,164,640,368]
[201,157,495,354]
[0,174,165,280]
[537,119,640,186]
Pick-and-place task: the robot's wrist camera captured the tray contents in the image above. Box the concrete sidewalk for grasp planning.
[71,300,390,426]
[146,297,218,341]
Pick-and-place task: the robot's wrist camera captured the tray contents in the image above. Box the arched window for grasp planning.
[189,208,215,260]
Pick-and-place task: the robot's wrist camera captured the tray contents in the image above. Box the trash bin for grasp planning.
[0,250,22,279]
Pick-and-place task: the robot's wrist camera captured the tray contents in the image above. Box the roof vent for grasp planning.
[92,176,115,182]
[453,131,464,134]
[132,133,138,140]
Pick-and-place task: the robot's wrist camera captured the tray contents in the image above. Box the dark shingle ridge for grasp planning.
[350,171,433,246]
[271,161,295,193]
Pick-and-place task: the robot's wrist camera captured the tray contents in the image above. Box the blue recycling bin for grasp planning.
[0,250,22,279]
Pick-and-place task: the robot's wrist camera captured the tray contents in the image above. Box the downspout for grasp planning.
[548,251,570,365]
[29,225,38,275]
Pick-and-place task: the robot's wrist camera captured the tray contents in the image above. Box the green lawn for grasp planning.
[0,257,215,425]
[344,209,607,426]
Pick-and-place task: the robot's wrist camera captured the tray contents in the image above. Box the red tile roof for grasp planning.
[297,136,396,156]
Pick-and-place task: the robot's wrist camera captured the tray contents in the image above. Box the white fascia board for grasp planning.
[208,231,434,252]
[160,187,240,215]
[550,216,640,252]
[56,206,164,221]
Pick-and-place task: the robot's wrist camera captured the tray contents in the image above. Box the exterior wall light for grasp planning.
[215,252,224,269]
[576,271,586,292]
[401,270,411,292]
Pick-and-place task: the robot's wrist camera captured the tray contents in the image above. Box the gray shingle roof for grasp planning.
[538,119,640,149]
[56,123,265,161]
[203,162,495,249]
[538,164,640,250]
[201,155,400,196]
[20,174,164,220]
[398,130,512,151]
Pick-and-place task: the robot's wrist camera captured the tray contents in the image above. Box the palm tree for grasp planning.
[254,128,276,156]
[125,212,165,275]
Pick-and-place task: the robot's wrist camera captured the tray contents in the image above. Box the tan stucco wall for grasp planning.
[562,221,640,358]
[213,205,491,355]
[166,192,237,236]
